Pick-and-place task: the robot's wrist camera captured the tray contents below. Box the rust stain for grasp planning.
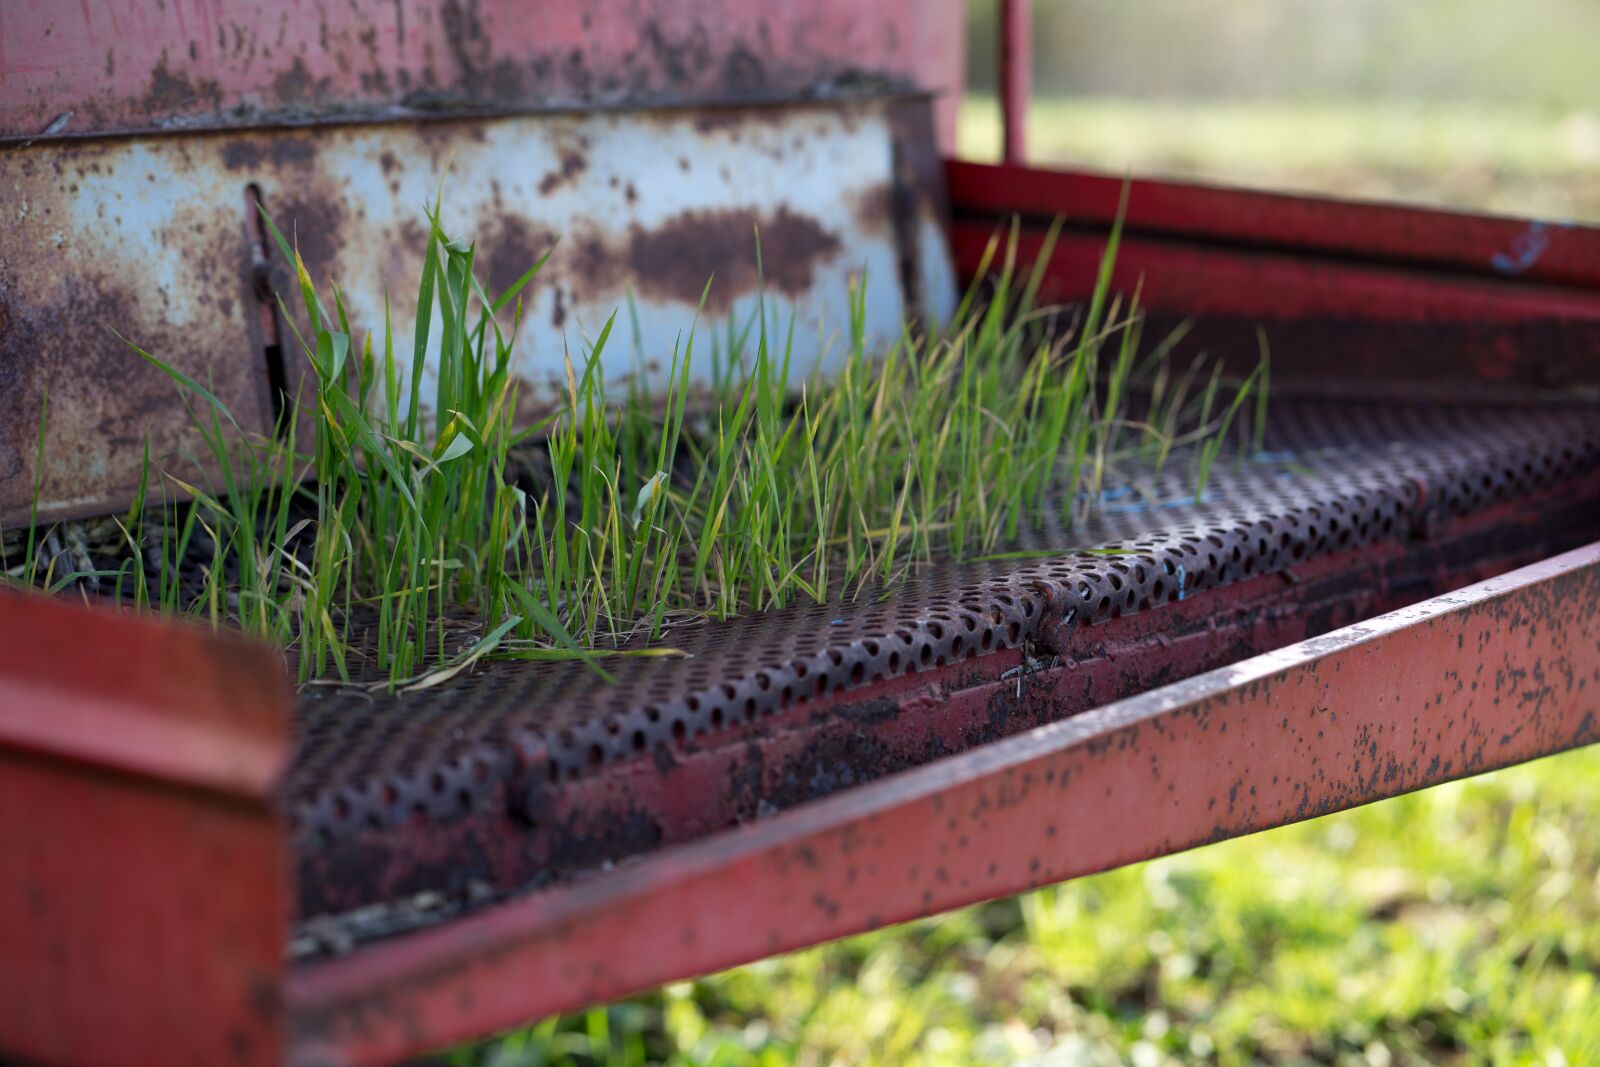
[396,217,427,254]
[271,56,332,107]
[273,194,346,280]
[850,184,894,236]
[0,137,269,524]
[223,136,315,173]
[620,208,842,314]
[221,140,265,171]
[1,264,261,522]
[536,147,588,197]
[690,107,789,137]
[142,53,220,114]
[413,118,490,164]
[482,216,558,301]
[268,139,318,168]
[2,99,917,520]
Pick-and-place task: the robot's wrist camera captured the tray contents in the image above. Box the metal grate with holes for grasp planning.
[287,397,1600,924]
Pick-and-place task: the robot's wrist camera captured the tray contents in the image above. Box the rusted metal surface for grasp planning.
[949,161,1600,397]
[285,540,1600,1065]
[0,590,293,1066]
[0,137,274,525]
[283,399,1600,918]
[1,96,956,525]
[0,0,965,148]
[249,99,956,421]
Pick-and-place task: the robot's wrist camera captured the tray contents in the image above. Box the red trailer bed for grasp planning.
[3,3,1599,1065]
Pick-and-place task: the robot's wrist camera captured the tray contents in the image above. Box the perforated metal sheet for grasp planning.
[289,399,1600,853]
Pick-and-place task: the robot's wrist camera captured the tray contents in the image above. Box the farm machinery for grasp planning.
[3,2,1599,1064]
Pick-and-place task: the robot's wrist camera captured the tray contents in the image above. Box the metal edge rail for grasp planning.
[945,159,1600,398]
[285,541,1600,1067]
[947,159,1600,291]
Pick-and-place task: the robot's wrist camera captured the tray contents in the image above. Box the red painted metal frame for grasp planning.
[948,160,1600,394]
[0,0,965,148]
[284,542,1600,1066]
[949,161,1600,289]
[5,471,1595,1067]
[4,1,1599,1054]
[0,591,294,1067]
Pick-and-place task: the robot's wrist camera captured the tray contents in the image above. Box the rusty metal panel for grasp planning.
[1,97,956,525]
[0,137,273,525]
[0,0,965,148]
[285,542,1600,1065]
[0,590,292,1067]
[246,99,955,419]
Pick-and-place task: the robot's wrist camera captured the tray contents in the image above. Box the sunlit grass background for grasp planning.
[453,4,1600,1060]
[958,98,1600,224]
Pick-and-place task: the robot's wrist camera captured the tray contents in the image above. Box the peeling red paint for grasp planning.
[0,1,966,148]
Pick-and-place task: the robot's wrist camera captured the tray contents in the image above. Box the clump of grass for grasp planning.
[2,195,1263,690]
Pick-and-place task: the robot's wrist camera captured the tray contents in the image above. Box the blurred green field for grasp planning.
[958,97,1600,224]
[448,99,1600,1066]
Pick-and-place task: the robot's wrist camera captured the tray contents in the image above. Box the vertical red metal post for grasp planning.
[1000,0,1032,163]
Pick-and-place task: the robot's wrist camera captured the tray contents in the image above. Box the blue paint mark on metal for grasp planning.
[1101,490,1213,515]
[1176,562,1187,601]
[1492,222,1551,276]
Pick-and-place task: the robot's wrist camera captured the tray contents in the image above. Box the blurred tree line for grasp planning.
[966,0,1600,109]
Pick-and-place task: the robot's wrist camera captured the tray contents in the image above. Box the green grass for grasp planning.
[451,745,1600,1066]
[3,198,1259,689]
